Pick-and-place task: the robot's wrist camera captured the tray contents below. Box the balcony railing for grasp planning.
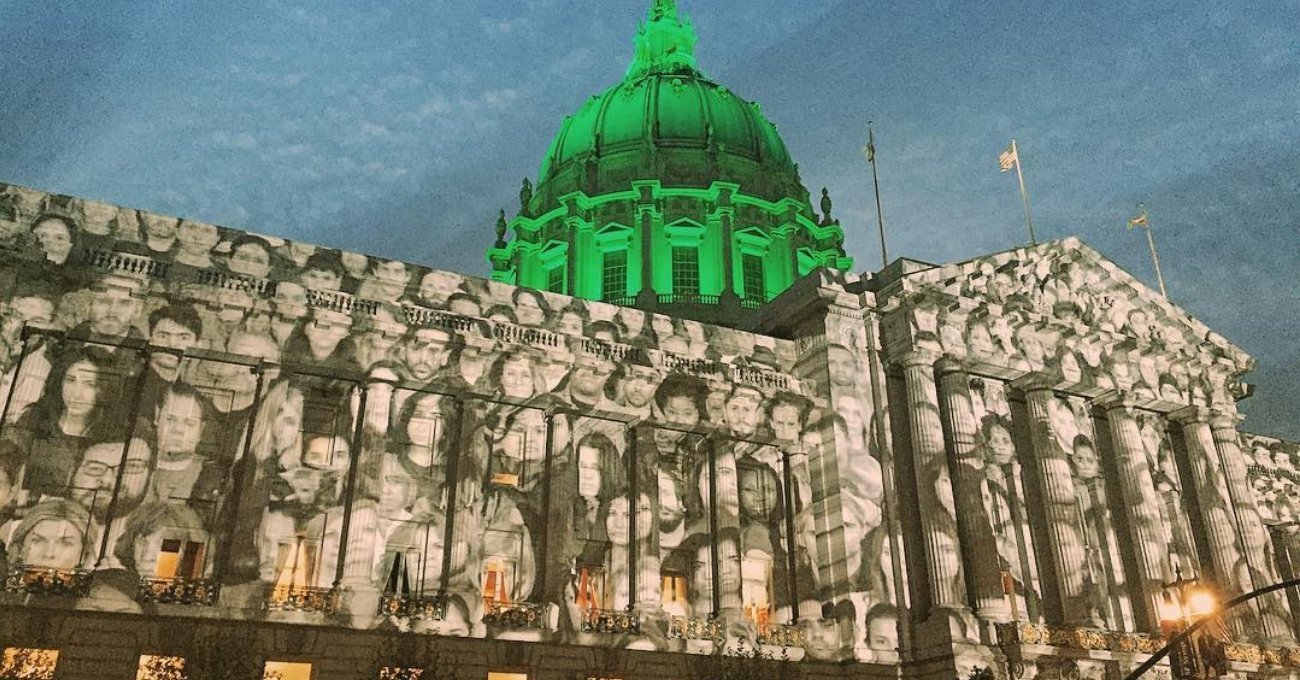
[656,293,721,306]
[4,565,93,597]
[668,615,722,641]
[756,623,804,648]
[482,601,546,629]
[265,585,340,614]
[136,576,220,606]
[379,592,446,620]
[581,607,641,634]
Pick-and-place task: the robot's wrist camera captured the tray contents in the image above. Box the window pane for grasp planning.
[264,661,312,680]
[547,265,566,294]
[670,247,699,295]
[488,673,528,680]
[1,648,58,680]
[137,655,185,680]
[742,253,765,300]
[601,249,628,300]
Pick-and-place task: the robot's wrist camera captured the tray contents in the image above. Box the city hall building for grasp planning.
[1,2,1297,679]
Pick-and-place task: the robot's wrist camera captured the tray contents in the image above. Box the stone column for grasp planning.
[1015,375,1089,626]
[1095,392,1167,632]
[1210,410,1295,644]
[898,350,969,615]
[1170,407,1250,638]
[937,360,1011,621]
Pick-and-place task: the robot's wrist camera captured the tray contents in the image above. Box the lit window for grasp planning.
[270,535,320,603]
[670,247,699,295]
[741,253,766,301]
[482,558,516,608]
[482,528,525,608]
[661,570,689,617]
[601,249,628,300]
[264,661,313,680]
[154,538,206,579]
[547,265,567,294]
[575,563,609,614]
[137,655,185,680]
[1,648,58,680]
[487,672,528,680]
[741,554,773,631]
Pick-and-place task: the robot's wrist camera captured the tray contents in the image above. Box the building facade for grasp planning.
[1,3,1299,680]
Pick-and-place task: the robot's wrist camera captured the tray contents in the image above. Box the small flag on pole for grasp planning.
[1127,211,1148,228]
[999,143,1018,172]
[863,132,876,163]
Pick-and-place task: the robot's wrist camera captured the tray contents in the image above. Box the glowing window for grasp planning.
[575,563,609,613]
[741,253,765,301]
[601,249,628,300]
[670,247,699,295]
[487,673,528,680]
[661,569,689,617]
[155,539,206,579]
[264,660,313,680]
[741,554,773,630]
[1,648,58,680]
[270,536,320,603]
[137,655,185,680]
[547,265,567,294]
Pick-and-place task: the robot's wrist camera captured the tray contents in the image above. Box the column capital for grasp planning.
[1093,390,1137,413]
[1009,371,1056,394]
[894,348,941,370]
[1169,405,1212,426]
[1207,409,1245,431]
[935,355,967,376]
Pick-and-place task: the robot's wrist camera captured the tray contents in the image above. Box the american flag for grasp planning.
[999,143,1018,172]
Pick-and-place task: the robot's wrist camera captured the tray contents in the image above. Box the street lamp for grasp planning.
[1158,568,1226,680]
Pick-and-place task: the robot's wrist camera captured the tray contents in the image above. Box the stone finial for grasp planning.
[820,187,833,225]
[519,178,533,216]
[494,209,508,249]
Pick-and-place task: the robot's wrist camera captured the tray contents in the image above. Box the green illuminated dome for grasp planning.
[534,56,806,210]
[488,0,851,329]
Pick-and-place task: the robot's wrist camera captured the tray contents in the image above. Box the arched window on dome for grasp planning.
[594,223,634,303]
[733,228,772,303]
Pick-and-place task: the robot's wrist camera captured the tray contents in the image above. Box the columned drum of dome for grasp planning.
[486,0,851,328]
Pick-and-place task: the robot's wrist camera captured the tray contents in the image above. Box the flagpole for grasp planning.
[867,121,889,268]
[1011,139,1037,244]
[1129,204,1167,299]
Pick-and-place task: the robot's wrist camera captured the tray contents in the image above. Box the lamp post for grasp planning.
[1157,568,1225,680]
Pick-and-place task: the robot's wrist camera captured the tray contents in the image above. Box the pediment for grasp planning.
[884,238,1251,406]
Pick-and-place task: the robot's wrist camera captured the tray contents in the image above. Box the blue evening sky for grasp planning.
[1,1,1297,437]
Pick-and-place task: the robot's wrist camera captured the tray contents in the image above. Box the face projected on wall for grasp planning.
[1070,436,1100,480]
[724,387,762,437]
[498,354,536,400]
[576,444,602,499]
[655,394,700,452]
[20,518,85,569]
[982,419,1016,466]
[769,402,802,443]
[701,453,740,519]
[406,394,442,450]
[61,360,99,419]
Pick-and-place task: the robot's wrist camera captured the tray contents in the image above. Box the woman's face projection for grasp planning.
[61,360,99,418]
[500,356,535,400]
[21,518,84,569]
[406,395,442,449]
